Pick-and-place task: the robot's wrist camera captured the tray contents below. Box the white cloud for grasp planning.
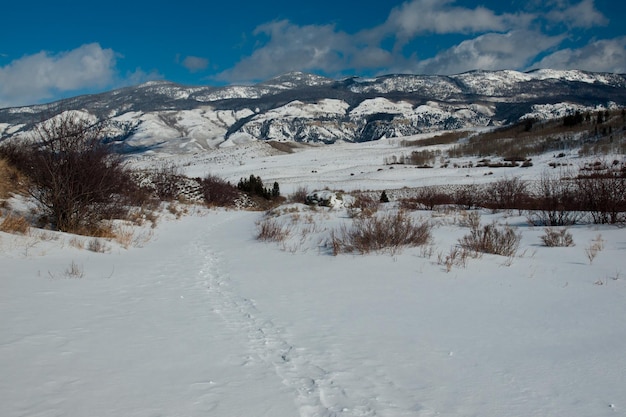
[416,31,566,75]
[215,20,395,83]
[380,0,522,40]
[181,55,209,72]
[216,0,544,83]
[0,43,117,107]
[532,37,626,73]
[545,0,608,28]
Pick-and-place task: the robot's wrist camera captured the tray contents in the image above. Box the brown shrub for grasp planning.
[347,193,379,218]
[3,113,135,233]
[330,210,431,255]
[201,175,240,207]
[0,158,27,199]
[459,222,521,257]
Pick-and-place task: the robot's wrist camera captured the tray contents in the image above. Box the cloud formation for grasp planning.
[217,0,623,82]
[216,20,396,83]
[416,31,566,75]
[545,0,608,28]
[0,43,158,108]
[533,37,626,73]
[181,55,209,72]
[0,43,116,107]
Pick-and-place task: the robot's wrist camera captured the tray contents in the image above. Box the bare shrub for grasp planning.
[458,210,481,230]
[540,228,574,247]
[459,222,521,257]
[0,213,30,234]
[402,187,454,211]
[3,112,135,234]
[201,175,240,207]
[585,234,604,264]
[64,261,84,279]
[151,162,181,201]
[347,193,379,218]
[453,184,481,209]
[256,218,292,242]
[87,238,109,253]
[527,172,582,226]
[484,176,529,212]
[574,164,626,224]
[330,210,432,255]
[289,186,309,204]
[437,245,472,272]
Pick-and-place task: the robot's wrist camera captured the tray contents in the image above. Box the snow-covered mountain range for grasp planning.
[1,69,625,152]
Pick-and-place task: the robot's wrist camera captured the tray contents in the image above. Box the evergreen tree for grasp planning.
[272,181,280,198]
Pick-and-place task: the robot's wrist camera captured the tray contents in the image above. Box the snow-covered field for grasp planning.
[2,137,626,417]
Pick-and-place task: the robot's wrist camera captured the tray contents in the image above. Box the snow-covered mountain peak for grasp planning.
[1,69,626,151]
[258,72,334,89]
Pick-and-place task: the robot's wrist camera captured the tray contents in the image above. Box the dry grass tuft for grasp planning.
[541,228,574,247]
[256,218,292,242]
[0,158,27,199]
[0,213,30,235]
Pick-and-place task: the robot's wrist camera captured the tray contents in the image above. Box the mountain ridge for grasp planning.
[1,69,626,151]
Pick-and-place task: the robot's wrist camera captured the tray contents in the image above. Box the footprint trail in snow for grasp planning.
[195,214,422,417]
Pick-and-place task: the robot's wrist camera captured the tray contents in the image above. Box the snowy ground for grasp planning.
[2,138,626,417]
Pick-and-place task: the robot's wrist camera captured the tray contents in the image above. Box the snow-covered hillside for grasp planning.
[1,69,626,150]
[2,137,626,417]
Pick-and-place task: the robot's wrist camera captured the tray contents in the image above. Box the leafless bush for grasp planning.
[151,162,181,201]
[330,210,432,255]
[526,172,582,226]
[585,234,604,264]
[256,217,292,242]
[201,175,240,207]
[453,184,482,209]
[64,261,84,279]
[540,228,574,247]
[2,113,135,234]
[484,176,529,212]
[458,210,481,230]
[347,193,379,218]
[437,245,472,272]
[459,222,521,257]
[289,186,309,204]
[401,187,454,211]
[574,164,626,224]
[88,238,109,253]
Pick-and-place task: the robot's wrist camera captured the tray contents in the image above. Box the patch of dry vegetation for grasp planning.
[0,158,27,199]
[330,210,431,255]
[0,212,30,235]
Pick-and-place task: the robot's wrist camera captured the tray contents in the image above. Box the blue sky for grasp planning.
[1,0,625,107]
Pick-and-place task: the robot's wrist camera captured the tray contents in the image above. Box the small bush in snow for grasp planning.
[459,222,521,257]
[540,228,574,247]
[584,234,604,264]
[289,186,309,204]
[347,193,379,218]
[330,210,431,255]
[256,218,292,242]
[201,175,240,207]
